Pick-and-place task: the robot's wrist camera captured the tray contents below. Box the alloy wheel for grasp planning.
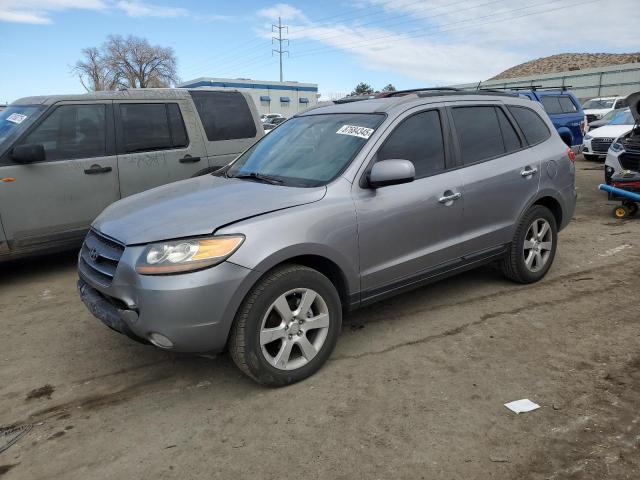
[523,218,553,273]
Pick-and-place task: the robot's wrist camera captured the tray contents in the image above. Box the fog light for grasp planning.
[149,332,173,349]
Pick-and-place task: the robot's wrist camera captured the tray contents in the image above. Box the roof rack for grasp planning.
[416,90,517,98]
[381,87,462,97]
[480,85,572,92]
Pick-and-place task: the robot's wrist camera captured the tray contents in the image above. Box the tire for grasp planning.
[501,205,558,284]
[623,201,638,217]
[190,166,223,178]
[228,264,342,387]
[613,205,630,219]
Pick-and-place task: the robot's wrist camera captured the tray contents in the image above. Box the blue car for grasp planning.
[515,89,586,150]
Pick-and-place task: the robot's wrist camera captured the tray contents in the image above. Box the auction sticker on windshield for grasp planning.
[336,125,374,139]
[6,113,27,124]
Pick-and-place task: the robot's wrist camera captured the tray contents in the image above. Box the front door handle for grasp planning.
[84,165,112,175]
[521,166,538,177]
[179,156,201,164]
[438,191,462,204]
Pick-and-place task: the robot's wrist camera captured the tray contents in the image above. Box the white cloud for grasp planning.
[256,0,640,85]
[116,0,187,18]
[0,0,106,24]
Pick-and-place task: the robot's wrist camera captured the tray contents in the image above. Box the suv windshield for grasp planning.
[583,99,615,109]
[227,113,385,187]
[609,109,634,125]
[0,105,43,152]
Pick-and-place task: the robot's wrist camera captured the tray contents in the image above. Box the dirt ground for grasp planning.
[1,156,639,479]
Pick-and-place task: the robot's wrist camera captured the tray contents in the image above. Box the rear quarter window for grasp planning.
[507,106,551,145]
[189,91,257,142]
[558,96,578,113]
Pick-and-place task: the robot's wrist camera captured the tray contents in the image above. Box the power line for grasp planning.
[272,16,289,82]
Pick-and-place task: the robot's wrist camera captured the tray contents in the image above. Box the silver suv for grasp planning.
[0,88,263,261]
[78,90,577,386]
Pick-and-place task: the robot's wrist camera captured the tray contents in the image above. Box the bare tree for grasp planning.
[72,35,179,91]
[72,47,120,92]
[104,35,178,89]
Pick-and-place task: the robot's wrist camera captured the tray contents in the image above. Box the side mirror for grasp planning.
[368,159,415,188]
[11,143,45,163]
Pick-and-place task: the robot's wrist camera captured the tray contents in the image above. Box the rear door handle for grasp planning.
[438,191,462,204]
[84,165,112,175]
[179,156,201,164]
[521,166,538,177]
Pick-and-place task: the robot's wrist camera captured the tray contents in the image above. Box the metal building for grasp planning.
[178,77,318,117]
[453,62,640,101]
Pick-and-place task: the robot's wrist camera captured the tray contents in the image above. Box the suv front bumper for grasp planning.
[78,245,260,353]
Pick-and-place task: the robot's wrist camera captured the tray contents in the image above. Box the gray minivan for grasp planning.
[0,88,263,261]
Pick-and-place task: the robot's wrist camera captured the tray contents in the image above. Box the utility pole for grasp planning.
[272,16,289,82]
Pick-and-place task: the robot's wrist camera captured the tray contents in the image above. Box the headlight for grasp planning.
[610,142,625,153]
[136,235,244,274]
[584,134,592,141]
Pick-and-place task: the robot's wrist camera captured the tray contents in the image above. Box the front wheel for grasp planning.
[228,264,342,386]
[501,205,558,284]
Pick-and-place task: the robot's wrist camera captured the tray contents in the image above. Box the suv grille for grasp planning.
[78,229,125,287]
[619,152,640,172]
[591,137,615,153]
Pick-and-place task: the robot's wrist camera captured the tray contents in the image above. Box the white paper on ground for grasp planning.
[504,399,540,414]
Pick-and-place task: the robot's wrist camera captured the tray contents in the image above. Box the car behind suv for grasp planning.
[0,88,263,261]
[604,92,640,183]
[78,90,576,386]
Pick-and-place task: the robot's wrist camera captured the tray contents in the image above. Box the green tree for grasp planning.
[351,82,374,96]
[382,84,397,92]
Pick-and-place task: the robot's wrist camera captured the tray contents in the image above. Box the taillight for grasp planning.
[567,148,576,163]
[580,119,586,135]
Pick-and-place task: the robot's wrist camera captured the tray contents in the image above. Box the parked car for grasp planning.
[605,92,640,184]
[583,109,634,160]
[78,90,576,386]
[583,96,629,124]
[515,88,586,150]
[260,113,284,123]
[0,88,263,261]
[585,108,627,132]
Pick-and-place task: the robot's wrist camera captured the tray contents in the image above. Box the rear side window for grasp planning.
[377,110,445,179]
[19,104,106,161]
[119,103,188,153]
[615,98,628,109]
[558,96,577,113]
[451,106,504,164]
[189,91,257,141]
[508,106,551,145]
[540,96,563,114]
[496,108,522,152]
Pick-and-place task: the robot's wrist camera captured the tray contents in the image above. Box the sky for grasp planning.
[0,0,638,103]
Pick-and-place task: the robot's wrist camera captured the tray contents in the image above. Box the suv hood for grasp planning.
[93,175,327,245]
[628,91,640,123]
[587,124,633,139]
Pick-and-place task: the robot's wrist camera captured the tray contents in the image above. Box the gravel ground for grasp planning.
[1,156,639,479]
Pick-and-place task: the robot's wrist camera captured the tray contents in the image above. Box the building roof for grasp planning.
[179,77,318,92]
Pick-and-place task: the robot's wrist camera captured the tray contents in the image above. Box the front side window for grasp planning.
[0,105,44,153]
[615,99,628,109]
[376,110,445,178]
[451,106,505,164]
[190,91,257,141]
[507,106,551,145]
[227,113,384,187]
[19,104,106,161]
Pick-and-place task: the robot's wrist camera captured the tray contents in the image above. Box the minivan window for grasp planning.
[0,105,43,152]
[190,91,257,141]
[377,110,445,178]
[18,104,106,161]
[507,106,551,145]
[120,103,172,153]
[227,113,384,187]
[451,106,505,164]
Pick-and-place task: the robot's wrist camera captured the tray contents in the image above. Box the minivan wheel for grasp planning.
[500,205,557,284]
[228,264,342,386]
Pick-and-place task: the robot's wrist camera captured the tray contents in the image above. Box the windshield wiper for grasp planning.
[231,172,283,185]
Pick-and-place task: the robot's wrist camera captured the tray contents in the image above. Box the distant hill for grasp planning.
[491,53,640,80]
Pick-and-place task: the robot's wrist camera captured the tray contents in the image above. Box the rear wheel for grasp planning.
[228,264,342,386]
[501,205,558,284]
